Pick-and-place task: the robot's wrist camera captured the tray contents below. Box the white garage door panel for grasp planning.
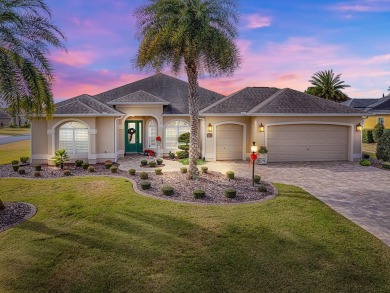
[216,124,243,160]
[268,124,349,162]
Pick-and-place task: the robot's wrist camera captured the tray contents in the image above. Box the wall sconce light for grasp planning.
[356,123,363,132]
[207,123,213,132]
[258,123,265,132]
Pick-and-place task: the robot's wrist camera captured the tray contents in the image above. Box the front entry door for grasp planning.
[125,121,143,153]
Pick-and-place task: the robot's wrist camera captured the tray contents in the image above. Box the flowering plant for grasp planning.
[258,146,268,154]
[156,136,162,142]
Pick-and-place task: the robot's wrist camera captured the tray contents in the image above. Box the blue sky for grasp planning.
[46,0,390,101]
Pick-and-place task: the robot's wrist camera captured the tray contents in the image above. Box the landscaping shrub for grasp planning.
[128,169,136,175]
[254,175,261,184]
[11,160,18,165]
[20,156,29,163]
[18,168,26,175]
[51,149,69,170]
[155,168,163,175]
[201,166,208,174]
[224,188,237,198]
[110,166,118,173]
[382,162,390,170]
[141,160,148,166]
[105,162,112,169]
[362,153,370,159]
[373,123,385,142]
[168,151,175,159]
[376,130,390,162]
[180,167,187,174]
[156,158,163,165]
[176,151,189,159]
[359,159,371,166]
[0,199,5,210]
[161,185,174,196]
[226,171,235,179]
[63,170,71,176]
[140,181,151,190]
[12,165,19,172]
[178,144,190,151]
[258,185,268,193]
[149,161,157,168]
[139,172,148,180]
[34,165,42,171]
[193,189,206,199]
[75,160,83,167]
[362,129,374,143]
[34,171,41,177]
[82,163,89,170]
[88,166,95,173]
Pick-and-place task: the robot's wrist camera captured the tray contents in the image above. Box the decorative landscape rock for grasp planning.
[0,202,37,233]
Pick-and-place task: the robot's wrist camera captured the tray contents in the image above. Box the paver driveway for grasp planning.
[205,161,390,246]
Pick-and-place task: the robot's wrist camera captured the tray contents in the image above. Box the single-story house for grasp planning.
[343,95,390,129]
[31,73,364,164]
[0,109,11,127]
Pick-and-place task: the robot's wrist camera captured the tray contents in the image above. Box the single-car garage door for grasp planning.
[216,124,243,160]
[267,124,349,162]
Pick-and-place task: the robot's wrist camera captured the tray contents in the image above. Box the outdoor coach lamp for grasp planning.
[258,123,265,132]
[250,142,258,186]
[207,123,213,132]
[356,123,363,132]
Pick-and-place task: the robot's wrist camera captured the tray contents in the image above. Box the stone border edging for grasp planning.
[0,202,37,233]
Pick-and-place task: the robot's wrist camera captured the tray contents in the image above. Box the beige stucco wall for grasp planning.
[96,117,115,155]
[31,118,48,164]
[364,115,390,129]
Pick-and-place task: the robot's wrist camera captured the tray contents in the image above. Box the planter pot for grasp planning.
[258,153,268,165]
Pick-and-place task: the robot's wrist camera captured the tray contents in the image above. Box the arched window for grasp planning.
[59,122,88,154]
[165,120,190,148]
[147,119,157,148]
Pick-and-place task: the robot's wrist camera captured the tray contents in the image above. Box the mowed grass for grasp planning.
[0,127,30,136]
[0,140,30,165]
[0,177,389,293]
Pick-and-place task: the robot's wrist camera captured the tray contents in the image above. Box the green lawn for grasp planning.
[0,140,30,164]
[0,127,30,136]
[179,158,207,165]
[0,177,389,293]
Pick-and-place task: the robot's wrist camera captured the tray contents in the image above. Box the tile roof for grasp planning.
[107,90,170,105]
[203,87,363,114]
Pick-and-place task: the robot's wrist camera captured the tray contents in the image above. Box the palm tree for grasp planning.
[134,0,240,179]
[0,0,66,119]
[306,69,350,102]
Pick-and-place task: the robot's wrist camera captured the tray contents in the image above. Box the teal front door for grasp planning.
[125,121,143,153]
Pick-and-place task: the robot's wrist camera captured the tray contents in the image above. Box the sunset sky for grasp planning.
[47,0,390,101]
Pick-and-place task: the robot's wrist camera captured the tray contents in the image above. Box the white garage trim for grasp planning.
[213,121,247,161]
[264,121,354,162]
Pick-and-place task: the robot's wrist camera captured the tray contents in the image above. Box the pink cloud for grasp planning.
[50,50,98,67]
[245,14,272,29]
[331,0,390,12]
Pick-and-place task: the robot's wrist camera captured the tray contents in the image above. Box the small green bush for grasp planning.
[149,161,157,168]
[376,130,390,161]
[178,145,190,151]
[12,165,19,172]
[34,165,42,171]
[140,181,151,190]
[34,171,41,177]
[155,168,163,175]
[176,151,189,159]
[362,129,374,143]
[63,170,71,176]
[105,162,112,169]
[373,123,385,142]
[169,152,175,159]
[258,185,268,193]
[359,159,371,166]
[88,166,95,173]
[178,132,190,144]
[382,162,390,170]
[128,169,136,175]
[75,160,83,167]
[226,171,235,179]
[139,172,148,180]
[180,167,187,174]
[156,158,163,165]
[20,156,29,163]
[254,175,261,184]
[110,166,118,173]
[11,160,19,165]
[82,163,89,170]
[224,188,237,198]
[201,166,208,174]
[141,160,148,166]
[18,168,26,175]
[193,189,206,199]
[161,185,174,196]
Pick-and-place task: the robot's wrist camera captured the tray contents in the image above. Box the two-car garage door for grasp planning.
[267,124,349,162]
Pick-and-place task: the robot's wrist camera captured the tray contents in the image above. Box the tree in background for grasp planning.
[305,69,350,102]
[134,0,240,179]
[0,0,66,119]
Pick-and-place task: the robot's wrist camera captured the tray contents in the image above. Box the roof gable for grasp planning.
[107,90,170,105]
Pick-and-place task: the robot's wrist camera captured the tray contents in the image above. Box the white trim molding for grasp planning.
[213,121,247,161]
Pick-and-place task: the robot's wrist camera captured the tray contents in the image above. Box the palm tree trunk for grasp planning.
[186,62,200,180]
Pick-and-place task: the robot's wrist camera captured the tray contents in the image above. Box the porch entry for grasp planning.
[125,120,143,153]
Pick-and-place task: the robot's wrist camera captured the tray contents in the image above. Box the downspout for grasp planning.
[114,115,123,163]
[199,118,206,159]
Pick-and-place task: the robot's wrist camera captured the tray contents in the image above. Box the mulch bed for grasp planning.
[0,202,37,233]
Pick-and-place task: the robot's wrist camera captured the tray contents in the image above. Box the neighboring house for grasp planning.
[31,73,364,164]
[343,95,390,129]
[0,109,11,127]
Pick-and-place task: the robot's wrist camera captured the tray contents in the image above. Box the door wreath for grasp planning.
[128,128,136,142]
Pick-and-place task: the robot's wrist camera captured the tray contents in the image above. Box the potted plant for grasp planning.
[258,146,268,165]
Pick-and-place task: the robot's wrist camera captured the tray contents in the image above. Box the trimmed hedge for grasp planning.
[176,151,188,159]
[34,165,42,171]
[161,185,174,196]
[373,123,385,142]
[201,166,208,174]
[362,129,374,143]
[180,167,187,174]
[140,181,151,190]
[193,189,206,199]
[258,185,268,193]
[226,171,235,179]
[224,188,237,198]
[140,160,148,166]
[155,168,163,175]
[376,129,390,161]
[88,166,95,173]
[254,175,261,184]
[139,172,148,180]
[110,166,118,173]
[128,169,136,175]
[359,159,371,167]
[11,160,18,165]
[12,165,19,172]
[149,161,157,168]
[18,168,26,175]
[75,160,83,167]
[156,158,163,165]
